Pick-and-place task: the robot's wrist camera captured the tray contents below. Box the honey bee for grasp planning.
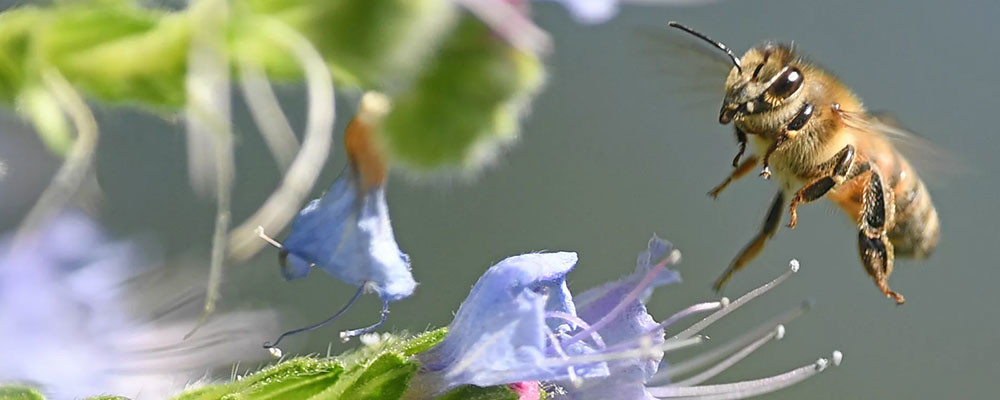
[668,22,940,304]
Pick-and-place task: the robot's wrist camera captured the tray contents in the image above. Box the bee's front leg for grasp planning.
[731,126,749,167]
[714,191,785,291]
[858,170,904,304]
[787,144,860,229]
[758,133,786,179]
[709,155,759,199]
[761,103,816,178]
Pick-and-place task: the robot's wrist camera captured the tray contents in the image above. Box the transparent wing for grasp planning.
[632,26,733,98]
[838,109,969,186]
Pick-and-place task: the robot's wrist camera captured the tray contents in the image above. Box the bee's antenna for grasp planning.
[667,21,743,73]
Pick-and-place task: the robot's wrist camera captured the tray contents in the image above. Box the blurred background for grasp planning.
[1,0,997,398]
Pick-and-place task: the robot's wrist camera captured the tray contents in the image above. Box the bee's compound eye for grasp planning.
[767,67,803,98]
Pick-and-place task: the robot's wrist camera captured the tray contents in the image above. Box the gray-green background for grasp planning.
[1,0,996,398]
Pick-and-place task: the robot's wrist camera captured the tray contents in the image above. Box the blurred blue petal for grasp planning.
[411,252,608,396]
[547,0,618,24]
[281,164,415,301]
[0,211,277,400]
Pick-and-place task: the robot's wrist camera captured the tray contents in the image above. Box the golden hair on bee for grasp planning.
[668,21,940,304]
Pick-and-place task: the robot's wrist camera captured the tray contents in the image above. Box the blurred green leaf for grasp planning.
[381,15,545,172]
[0,386,45,400]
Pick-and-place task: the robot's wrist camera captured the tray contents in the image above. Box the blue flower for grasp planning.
[280,163,416,301]
[264,93,415,351]
[408,252,608,397]
[0,211,277,400]
[407,235,843,400]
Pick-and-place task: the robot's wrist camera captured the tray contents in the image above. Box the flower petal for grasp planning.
[562,236,681,398]
[413,252,607,396]
[281,165,415,301]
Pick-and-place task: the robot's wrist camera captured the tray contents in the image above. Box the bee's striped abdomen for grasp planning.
[887,152,939,259]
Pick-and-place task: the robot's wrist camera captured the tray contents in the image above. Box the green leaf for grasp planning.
[0,7,43,104]
[434,385,520,400]
[335,353,416,400]
[35,4,190,107]
[236,359,345,400]
[381,15,545,172]
[0,386,45,400]
[234,0,455,86]
[17,86,72,155]
[169,330,449,400]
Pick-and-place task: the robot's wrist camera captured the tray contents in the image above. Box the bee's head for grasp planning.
[719,44,804,125]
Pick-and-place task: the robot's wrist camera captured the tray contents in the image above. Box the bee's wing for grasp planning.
[632,26,733,97]
[839,110,968,186]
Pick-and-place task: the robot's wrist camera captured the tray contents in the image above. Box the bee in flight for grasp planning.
[668,22,940,304]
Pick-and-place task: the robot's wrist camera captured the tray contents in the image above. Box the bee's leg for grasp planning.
[858,170,904,304]
[787,144,859,229]
[758,133,787,179]
[731,126,749,167]
[714,191,785,291]
[709,155,759,199]
[761,103,816,178]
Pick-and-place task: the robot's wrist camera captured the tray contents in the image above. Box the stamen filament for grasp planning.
[563,250,681,348]
[671,325,785,387]
[255,226,284,249]
[546,311,607,349]
[263,284,366,350]
[659,302,810,380]
[545,330,582,386]
[646,351,841,399]
[656,301,726,333]
[669,260,799,343]
[538,335,705,369]
[340,299,390,341]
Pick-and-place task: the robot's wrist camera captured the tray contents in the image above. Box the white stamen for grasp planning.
[832,350,843,366]
[655,301,726,332]
[789,259,800,273]
[658,302,809,380]
[671,325,785,387]
[668,261,799,343]
[539,336,705,369]
[267,347,283,359]
[668,249,682,265]
[719,297,731,308]
[546,330,582,387]
[563,254,679,348]
[647,352,842,399]
[546,311,607,349]
[255,226,284,249]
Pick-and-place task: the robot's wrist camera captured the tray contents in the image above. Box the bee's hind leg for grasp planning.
[857,170,905,304]
[714,190,785,291]
[788,144,863,229]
